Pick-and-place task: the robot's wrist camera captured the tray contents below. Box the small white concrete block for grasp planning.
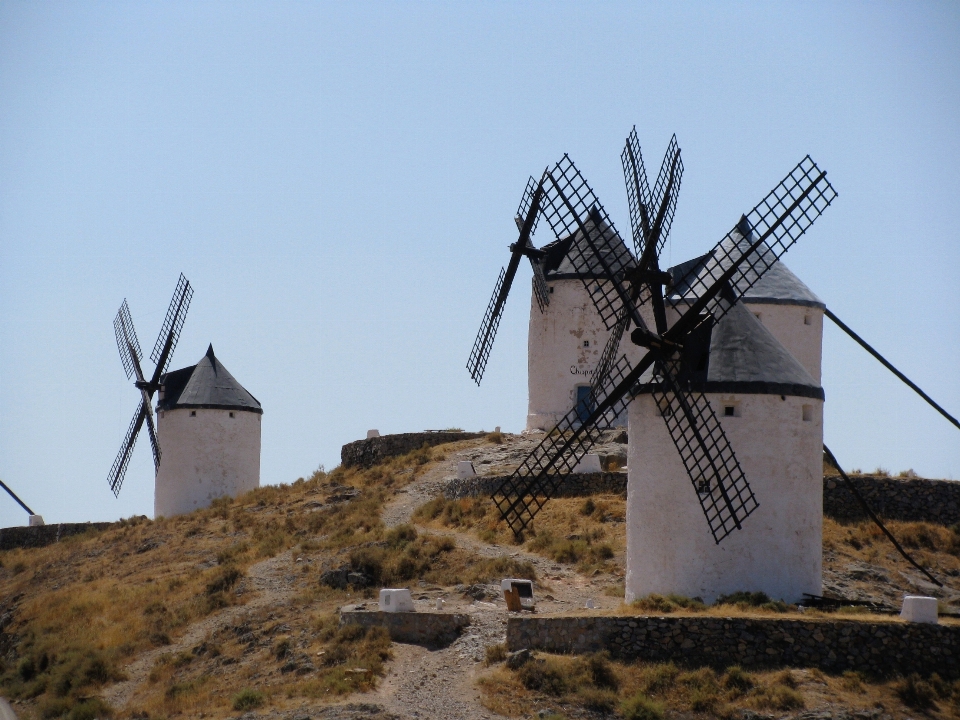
[573,454,602,474]
[901,595,938,624]
[435,598,445,611]
[379,588,414,613]
[495,426,501,433]
[457,461,476,479]
[585,598,595,609]
[366,429,380,439]
[28,515,44,527]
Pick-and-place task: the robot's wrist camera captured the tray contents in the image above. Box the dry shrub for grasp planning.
[715,591,789,613]
[485,643,507,665]
[632,593,705,614]
[621,692,665,720]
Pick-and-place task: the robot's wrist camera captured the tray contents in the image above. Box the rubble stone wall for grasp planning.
[0,523,112,551]
[823,474,960,526]
[340,432,486,469]
[340,609,470,648]
[445,472,960,527]
[507,615,960,678]
[444,472,628,500]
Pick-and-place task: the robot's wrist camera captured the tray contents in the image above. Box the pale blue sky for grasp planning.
[1,1,958,526]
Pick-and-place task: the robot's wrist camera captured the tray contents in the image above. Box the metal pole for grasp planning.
[0,479,35,516]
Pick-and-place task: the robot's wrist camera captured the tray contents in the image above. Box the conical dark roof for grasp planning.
[637,302,823,400]
[541,211,634,280]
[667,227,824,308]
[157,345,262,414]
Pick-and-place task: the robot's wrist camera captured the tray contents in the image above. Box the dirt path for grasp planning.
[370,445,621,720]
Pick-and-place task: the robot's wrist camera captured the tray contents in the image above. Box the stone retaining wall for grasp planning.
[341,432,486,469]
[0,523,112,551]
[444,472,960,526]
[340,609,470,648]
[444,472,628,500]
[507,615,960,678]
[824,474,960,526]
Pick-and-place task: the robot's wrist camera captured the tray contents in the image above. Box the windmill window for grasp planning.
[583,340,590,348]
[802,405,813,422]
[229,412,235,418]
[753,312,762,322]
[724,406,735,417]
[190,411,196,417]
[804,315,812,326]
[696,477,711,494]
[549,286,554,294]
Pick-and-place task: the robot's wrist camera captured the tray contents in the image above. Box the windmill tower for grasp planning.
[155,344,261,518]
[468,129,837,604]
[109,276,261,518]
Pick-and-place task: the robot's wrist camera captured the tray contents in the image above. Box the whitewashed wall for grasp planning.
[526,279,651,430]
[625,392,823,604]
[155,408,261,518]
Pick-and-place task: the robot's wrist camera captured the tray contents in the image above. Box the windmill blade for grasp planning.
[494,350,639,535]
[515,176,543,237]
[530,257,550,312]
[540,155,637,331]
[670,156,836,330]
[467,267,510,384]
[107,400,148,497]
[113,300,143,380]
[647,134,682,256]
[622,128,653,258]
[516,176,550,313]
[150,274,193,382]
[142,395,162,471]
[652,353,759,544]
[622,129,683,261]
[467,176,545,385]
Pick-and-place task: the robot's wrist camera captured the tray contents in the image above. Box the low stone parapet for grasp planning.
[823,474,960,526]
[444,472,627,500]
[340,432,486,469]
[0,522,112,551]
[340,609,471,648]
[507,614,960,678]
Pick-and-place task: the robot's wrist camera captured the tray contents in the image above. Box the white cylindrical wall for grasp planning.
[155,408,261,518]
[526,279,649,431]
[626,392,823,604]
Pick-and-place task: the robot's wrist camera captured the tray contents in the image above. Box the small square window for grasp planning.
[724,406,736,417]
[549,286,554,294]
[583,340,590,348]
[229,412,235,418]
[802,405,813,422]
[804,315,812,326]
[696,477,711,494]
[190,410,196,417]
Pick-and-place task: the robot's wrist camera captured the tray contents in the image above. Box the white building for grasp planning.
[154,345,262,518]
[625,301,824,604]
[525,224,825,427]
[524,221,826,603]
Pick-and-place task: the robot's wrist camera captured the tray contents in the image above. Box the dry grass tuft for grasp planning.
[414,493,624,573]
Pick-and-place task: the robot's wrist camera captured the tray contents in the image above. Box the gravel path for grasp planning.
[371,439,622,719]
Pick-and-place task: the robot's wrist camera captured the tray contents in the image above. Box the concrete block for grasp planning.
[573,454,602,474]
[379,588,414,613]
[457,461,477,479]
[28,515,44,527]
[901,595,938,624]
[366,429,380,439]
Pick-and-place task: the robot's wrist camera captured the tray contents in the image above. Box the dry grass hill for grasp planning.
[1,432,959,720]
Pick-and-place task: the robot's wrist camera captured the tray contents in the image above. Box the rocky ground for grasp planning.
[5,431,960,719]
